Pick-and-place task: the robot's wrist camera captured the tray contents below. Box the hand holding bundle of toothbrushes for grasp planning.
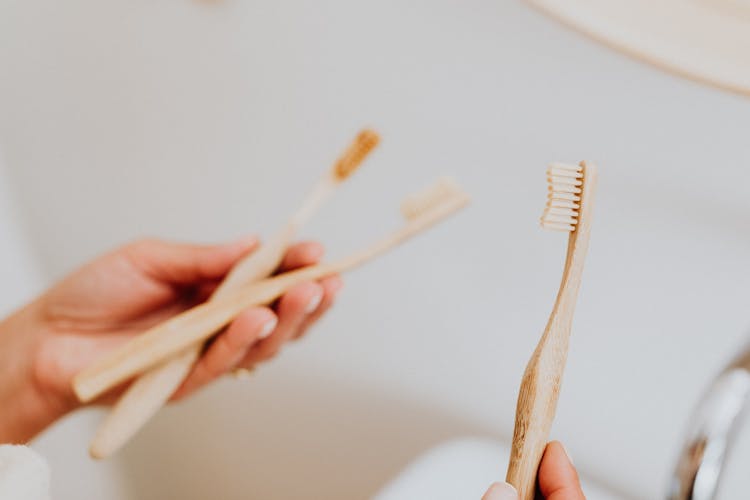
[0,233,337,438]
[0,129,470,454]
[61,129,468,458]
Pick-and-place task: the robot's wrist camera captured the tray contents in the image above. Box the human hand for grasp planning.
[483,442,585,500]
[0,237,341,442]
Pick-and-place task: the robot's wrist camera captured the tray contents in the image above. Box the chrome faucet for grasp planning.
[669,346,750,499]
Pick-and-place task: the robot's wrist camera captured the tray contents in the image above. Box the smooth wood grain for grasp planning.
[506,161,597,500]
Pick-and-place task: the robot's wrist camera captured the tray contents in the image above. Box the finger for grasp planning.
[538,441,585,500]
[239,282,323,367]
[173,307,277,398]
[125,236,259,285]
[292,275,343,340]
[277,241,324,272]
[482,482,519,500]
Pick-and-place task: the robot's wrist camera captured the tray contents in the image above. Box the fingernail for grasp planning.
[235,235,258,248]
[482,482,518,500]
[561,443,574,466]
[232,367,255,380]
[305,292,323,314]
[329,278,344,294]
[259,317,277,339]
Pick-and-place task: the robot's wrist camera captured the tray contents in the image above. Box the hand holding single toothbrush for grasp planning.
[484,442,584,500]
[506,161,597,500]
[73,177,470,404]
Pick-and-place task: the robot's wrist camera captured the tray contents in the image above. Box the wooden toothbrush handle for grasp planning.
[74,194,469,405]
[86,233,294,458]
[89,346,200,459]
[506,355,564,500]
[506,160,595,497]
[86,132,383,458]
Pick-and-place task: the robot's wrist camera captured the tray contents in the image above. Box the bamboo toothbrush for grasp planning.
[73,178,470,404]
[505,161,597,500]
[86,130,380,459]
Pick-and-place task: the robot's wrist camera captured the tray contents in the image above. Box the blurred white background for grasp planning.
[1,1,750,498]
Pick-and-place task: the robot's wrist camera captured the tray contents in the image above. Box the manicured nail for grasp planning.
[232,367,255,380]
[482,482,518,500]
[259,317,278,339]
[305,292,324,314]
[329,278,344,294]
[234,235,258,248]
[561,443,574,466]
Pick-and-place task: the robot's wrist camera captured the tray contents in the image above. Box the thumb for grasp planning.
[538,441,585,500]
[482,482,519,500]
[125,236,258,285]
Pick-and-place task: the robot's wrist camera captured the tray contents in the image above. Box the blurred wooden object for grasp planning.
[527,0,750,97]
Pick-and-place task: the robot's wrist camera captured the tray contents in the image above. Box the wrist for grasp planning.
[0,302,74,443]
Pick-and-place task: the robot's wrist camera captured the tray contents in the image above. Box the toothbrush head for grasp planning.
[540,162,586,232]
[401,176,470,221]
[333,129,380,180]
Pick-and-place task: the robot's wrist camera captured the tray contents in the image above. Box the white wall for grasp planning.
[1,1,750,499]
[0,156,39,315]
[0,156,128,499]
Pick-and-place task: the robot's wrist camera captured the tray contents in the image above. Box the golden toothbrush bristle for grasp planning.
[540,162,584,232]
[333,129,380,180]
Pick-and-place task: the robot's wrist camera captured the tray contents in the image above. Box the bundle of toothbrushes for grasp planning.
[69,129,470,459]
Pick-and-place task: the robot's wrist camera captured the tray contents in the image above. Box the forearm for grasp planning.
[0,304,69,443]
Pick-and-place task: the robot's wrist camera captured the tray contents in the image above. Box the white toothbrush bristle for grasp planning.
[541,162,584,232]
